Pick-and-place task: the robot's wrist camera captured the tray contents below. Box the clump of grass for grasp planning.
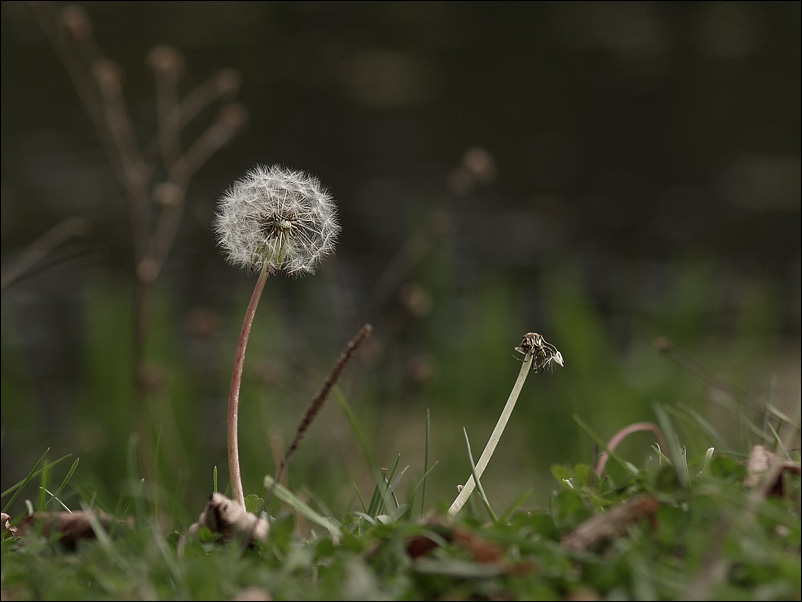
[3,401,799,601]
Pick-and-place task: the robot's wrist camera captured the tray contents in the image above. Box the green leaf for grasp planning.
[551,464,572,483]
[244,494,264,515]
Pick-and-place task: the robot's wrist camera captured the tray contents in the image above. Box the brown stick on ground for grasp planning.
[561,494,660,552]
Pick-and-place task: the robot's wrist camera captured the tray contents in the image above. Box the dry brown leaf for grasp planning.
[452,527,505,564]
[405,532,444,559]
[743,444,801,497]
[4,509,132,550]
[231,585,273,601]
[188,493,269,543]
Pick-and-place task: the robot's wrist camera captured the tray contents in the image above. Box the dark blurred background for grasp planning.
[2,1,800,521]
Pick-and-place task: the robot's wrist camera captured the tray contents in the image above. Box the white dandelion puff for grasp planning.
[214,165,340,276]
[215,164,340,508]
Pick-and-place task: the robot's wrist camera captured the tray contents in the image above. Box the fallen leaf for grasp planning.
[743,445,801,497]
[189,492,269,544]
[4,509,132,550]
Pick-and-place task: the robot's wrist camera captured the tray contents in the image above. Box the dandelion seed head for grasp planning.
[214,165,340,276]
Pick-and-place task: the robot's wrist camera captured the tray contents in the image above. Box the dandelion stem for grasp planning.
[448,351,533,516]
[227,266,269,508]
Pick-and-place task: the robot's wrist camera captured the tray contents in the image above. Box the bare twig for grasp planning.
[370,211,452,317]
[1,217,90,291]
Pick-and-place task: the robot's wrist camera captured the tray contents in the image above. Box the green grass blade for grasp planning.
[421,408,430,518]
[333,386,376,472]
[37,458,49,511]
[39,487,71,512]
[2,449,74,512]
[126,433,145,523]
[263,475,341,542]
[153,423,163,523]
[463,427,498,523]
[413,461,440,496]
[368,455,402,516]
[51,458,80,502]
[652,402,689,486]
[499,489,534,522]
[117,479,145,520]
[353,481,369,513]
[386,463,409,510]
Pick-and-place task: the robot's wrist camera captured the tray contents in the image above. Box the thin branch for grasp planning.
[1,218,90,291]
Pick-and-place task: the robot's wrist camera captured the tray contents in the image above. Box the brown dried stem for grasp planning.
[1,217,91,291]
[264,324,374,509]
[594,422,669,477]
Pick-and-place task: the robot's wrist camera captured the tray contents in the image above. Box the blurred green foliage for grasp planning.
[2,249,796,525]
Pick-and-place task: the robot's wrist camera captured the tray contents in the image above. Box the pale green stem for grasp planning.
[227,266,270,508]
[448,351,533,516]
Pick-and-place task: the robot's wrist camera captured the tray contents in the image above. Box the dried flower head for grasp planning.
[515,332,564,373]
[214,165,340,275]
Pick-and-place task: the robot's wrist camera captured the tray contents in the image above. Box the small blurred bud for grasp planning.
[218,103,249,131]
[137,258,159,283]
[61,5,92,42]
[447,146,497,195]
[653,336,673,354]
[154,181,182,207]
[137,362,167,394]
[463,147,497,185]
[93,59,122,93]
[185,307,223,339]
[426,210,453,238]
[128,163,149,188]
[399,282,433,318]
[214,69,241,95]
[250,358,287,387]
[446,167,473,196]
[406,354,437,387]
[148,45,184,77]
[231,586,272,602]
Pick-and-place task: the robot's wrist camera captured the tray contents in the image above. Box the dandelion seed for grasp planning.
[214,165,340,276]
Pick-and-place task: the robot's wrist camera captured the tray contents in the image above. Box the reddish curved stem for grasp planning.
[227,267,269,507]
